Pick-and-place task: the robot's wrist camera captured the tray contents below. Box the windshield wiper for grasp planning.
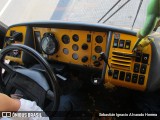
[103,0,131,23]
[97,0,121,23]
[131,0,143,29]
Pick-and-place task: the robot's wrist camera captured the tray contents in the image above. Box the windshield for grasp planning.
[0,0,157,32]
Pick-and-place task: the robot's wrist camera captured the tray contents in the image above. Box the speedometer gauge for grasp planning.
[41,33,59,55]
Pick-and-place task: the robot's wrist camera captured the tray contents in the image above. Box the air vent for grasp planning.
[111,52,132,70]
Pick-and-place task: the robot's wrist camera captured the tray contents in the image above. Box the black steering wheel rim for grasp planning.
[0,44,60,115]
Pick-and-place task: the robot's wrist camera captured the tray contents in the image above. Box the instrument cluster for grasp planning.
[33,27,107,69]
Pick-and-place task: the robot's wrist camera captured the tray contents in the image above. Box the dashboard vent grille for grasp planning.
[111,52,132,70]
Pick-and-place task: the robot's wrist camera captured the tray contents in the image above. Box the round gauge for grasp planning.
[63,48,69,55]
[41,33,59,55]
[72,44,79,51]
[62,35,70,44]
[95,46,102,53]
[95,35,103,43]
[72,53,78,60]
[72,34,79,42]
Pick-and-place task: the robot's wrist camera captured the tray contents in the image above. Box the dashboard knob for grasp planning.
[82,43,88,50]
[93,61,101,67]
[82,56,88,63]
[6,32,23,45]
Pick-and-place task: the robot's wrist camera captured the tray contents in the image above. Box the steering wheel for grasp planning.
[0,44,60,116]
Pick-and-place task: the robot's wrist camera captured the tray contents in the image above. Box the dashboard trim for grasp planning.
[8,21,136,36]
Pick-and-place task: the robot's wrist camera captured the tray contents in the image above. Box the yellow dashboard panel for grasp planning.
[105,32,152,91]
[33,27,107,69]
[5,26,27,64]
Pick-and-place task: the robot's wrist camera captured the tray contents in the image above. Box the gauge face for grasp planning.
[72,44,79,51]
[62,35,70,44]
[63,48,69,55]
[95,35,103,43]
[95,46,102,53]
[41,33,58,55]
[72,53,78,60]
[72,34,79,42]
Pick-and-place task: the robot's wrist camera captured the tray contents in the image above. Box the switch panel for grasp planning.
[113,39,119,48]
[119,40,125,48]
[106,32,151,91]
[135,52,142,62]
[113,70,119,79]
[119,71,125,80]
[142,54,149,64]
[140,64,147,74]
[138,75,145,85]
[132,74,138,83]
[125,40,131,49]
[125,72,131,82]
[134,63,140,73]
